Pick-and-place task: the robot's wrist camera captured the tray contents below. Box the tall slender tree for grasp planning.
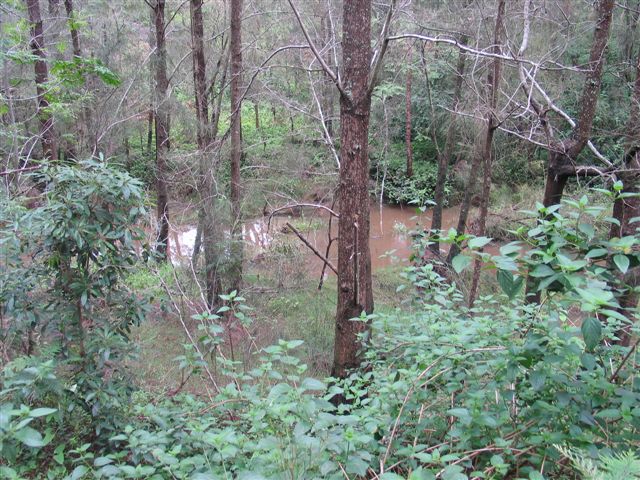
[430,41,466,256]
[405,46,413,178]
[288,0,395,379]
[25,0,57,163]
[190,0,222,306]
[152,0,170,260]
[468,0,506,307]
[63,0,81,58]
[229,0,243,292]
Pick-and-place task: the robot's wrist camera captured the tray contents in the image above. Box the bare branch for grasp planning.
[286,0,348,99]
[368,0,397,94]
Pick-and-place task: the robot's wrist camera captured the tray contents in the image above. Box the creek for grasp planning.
[169,203,477,271]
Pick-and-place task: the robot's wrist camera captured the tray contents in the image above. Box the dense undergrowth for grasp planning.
[2,164,640,479]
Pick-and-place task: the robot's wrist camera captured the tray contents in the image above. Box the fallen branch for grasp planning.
[285,221,337,275]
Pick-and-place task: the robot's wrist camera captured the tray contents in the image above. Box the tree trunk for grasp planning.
[468,0,506,307]
[541,0,615,208]
[64,0,81,57]
[320,12,334,137]
[153,0,170,260]
[405,48,413,178]
[64,0,91,157]
[229,0,243,292]
[147,7,156,155]
[430,42,466,255]
[332,0,374,379]
[25,0,57,162]
[254,102,259,129]
[191,0,222,306]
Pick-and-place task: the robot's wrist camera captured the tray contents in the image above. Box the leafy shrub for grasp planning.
[1,161,150,474]
[3,186,639,479]
[371,146,453,206]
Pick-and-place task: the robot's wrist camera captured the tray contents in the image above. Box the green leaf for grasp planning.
[530,371,546,391]
[14,426,45,447]
[585,248,608,259]
[614,254,630,274]
[28,407,57,417]
[499,242,523,256]
[452,254,472,273]
[94,456,113,467]
[530,264,555,278]
[582,317,602,351]
[580,353,597,370]
[497,269,524,300]
[468,236,491,249]
[408,468,435,480]
[447,408,470,419]
[301,378,325,391]
[70,465,88,480]
[380,474,406,480]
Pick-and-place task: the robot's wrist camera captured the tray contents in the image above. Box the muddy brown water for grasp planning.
[168,204,479,271]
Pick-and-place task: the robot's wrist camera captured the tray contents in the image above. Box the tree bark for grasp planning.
[320,11,334,137]
[332,0,374,379]
[64,0,81,58]
[190,0,222,306]
[152,0,170,260]
[229,0,243,292]
[25,0,57,162]
[468,0,506,308]
[405,48,413,178]
[430,41,466,255]
[542,0,615,208]
[64,0,92,157]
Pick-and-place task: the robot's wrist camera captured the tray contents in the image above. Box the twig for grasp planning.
[285,222,338,274]
[610,338,640,383]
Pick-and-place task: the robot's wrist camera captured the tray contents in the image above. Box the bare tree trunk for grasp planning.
[405,48,413,178]
[25,0,57,162]
[146,7,156,155]
[152,0,170,260]
[191,0,222,306]
[467,0,506,308]
[64,0,91,157]
[332,0,374,380]
[64,0,81,57]
[254,102,259,129]
[320,12,334,137]
[446,150,480,264]
[430,42,466,255]
[542,0,614,208]
[229,0,243,292]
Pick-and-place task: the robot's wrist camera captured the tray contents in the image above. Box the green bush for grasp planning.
[371,145,453,206]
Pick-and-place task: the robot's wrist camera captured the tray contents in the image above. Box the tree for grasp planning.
[190,0,223,306]
[541,0,615,208]
[229,0,243,292]
[405,46,413,178]
[151,0,170,260]
[467,0,506,307]
[288,0,395,378]
[64,0,81,58]
[429,40,466,256]
[25,0,57,163]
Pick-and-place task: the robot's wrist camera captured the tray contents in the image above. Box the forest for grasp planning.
[2,0,640,478]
